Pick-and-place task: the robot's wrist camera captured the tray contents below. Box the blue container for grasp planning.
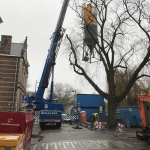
[74,94,106,122]
[74,94,104,107]
[116,106,141,127]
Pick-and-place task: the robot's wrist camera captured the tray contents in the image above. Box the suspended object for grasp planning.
[82,3,98,62]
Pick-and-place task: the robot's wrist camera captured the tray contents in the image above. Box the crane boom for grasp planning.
[25,0,70,129]
[36,0,69,100]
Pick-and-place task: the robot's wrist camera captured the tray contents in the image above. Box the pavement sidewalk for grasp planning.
[79,121,140,138]
[31,121,140,138]
[32,123,41,138]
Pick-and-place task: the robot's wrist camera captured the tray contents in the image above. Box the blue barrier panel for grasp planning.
[116,106,142,127]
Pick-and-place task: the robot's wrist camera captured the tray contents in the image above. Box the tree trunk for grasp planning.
[107,100,117,128]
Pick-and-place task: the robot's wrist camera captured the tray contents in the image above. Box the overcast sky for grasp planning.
[0,0,97,95]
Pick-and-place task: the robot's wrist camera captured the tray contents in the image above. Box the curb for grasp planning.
[32,124,41,138]
[32,129,41,138]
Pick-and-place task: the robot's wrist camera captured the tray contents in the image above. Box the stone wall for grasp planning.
[0,35,29,111]
[0,56,19,110]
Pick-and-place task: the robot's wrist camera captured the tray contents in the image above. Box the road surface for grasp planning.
[29,123,150,150]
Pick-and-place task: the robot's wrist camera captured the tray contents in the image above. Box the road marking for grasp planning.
[39,140,133,149]
[59,142,75,148]
[121,141,132,147]
[70,142,75,148]
[103,141,109,147]
[109,141,132,148]
[51,143,57,149]
[42,143,48,149]
[82,141,85,145]
[96,141,103,146]
[89,141,101,147]
[46,143,48,149]
[33,144,37,150]
[77,142,84,147]
[63,143,66,149]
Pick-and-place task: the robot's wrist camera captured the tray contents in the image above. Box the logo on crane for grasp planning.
[8,118,13,123]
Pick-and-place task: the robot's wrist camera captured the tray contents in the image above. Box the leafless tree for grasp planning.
[115,69,149,106]
[46,83,77,111]
[65,0,150,127]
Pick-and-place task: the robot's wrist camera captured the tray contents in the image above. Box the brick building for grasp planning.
[0,35,29,111]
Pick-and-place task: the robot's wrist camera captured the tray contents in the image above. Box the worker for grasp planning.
[94,112,99,121]
[90,113,95,129]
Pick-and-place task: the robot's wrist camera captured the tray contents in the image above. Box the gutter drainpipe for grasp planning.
[12,58,18,111]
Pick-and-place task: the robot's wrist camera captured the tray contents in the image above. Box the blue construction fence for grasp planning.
[115,106,141,127]
[33,106,141,127]
[61,115,78,121]
[75,106,141,127]
[33,115,78,121]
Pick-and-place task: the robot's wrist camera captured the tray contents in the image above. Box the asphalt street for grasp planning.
[30,123,150,150]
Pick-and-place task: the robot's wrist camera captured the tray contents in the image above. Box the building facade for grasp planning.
[0,35,29,111]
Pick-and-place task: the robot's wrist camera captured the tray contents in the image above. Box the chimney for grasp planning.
[0,35,12,54]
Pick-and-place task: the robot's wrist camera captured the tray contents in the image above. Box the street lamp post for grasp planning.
[72,90,82,129]
[35,80,39,95]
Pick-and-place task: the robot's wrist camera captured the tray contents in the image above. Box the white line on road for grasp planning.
[70,142,75,148]
[74,142,77,145]
[33,144,37,150]
[38,140,133,149]
[50,143,57,149]
[82,141,85,144]
[58,142,61,146]
[63,143,66,149]
[46,143,48,149]
[78,142,84,147]
[121,141,132,147]
[89,141,101,147]
[42,143,45,146]
[102,141,109,147]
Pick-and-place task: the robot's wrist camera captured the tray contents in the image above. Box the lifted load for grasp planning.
[136,93,150,144]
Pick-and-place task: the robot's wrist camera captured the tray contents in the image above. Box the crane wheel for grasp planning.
[40,122,45,129]
[57,122,61,128]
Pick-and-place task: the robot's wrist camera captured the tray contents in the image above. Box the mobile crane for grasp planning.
[136,93,150,144]
[25,0,70,129]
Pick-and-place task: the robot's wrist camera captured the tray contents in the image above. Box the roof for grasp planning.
[10,43,24,56]
[0,42,24,57]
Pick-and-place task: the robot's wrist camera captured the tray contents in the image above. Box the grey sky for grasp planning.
[0,0,97,95]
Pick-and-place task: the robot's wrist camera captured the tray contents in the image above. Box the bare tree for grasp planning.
[115,69,149,106]
[65,0,150,127]
[46,83,76,111]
